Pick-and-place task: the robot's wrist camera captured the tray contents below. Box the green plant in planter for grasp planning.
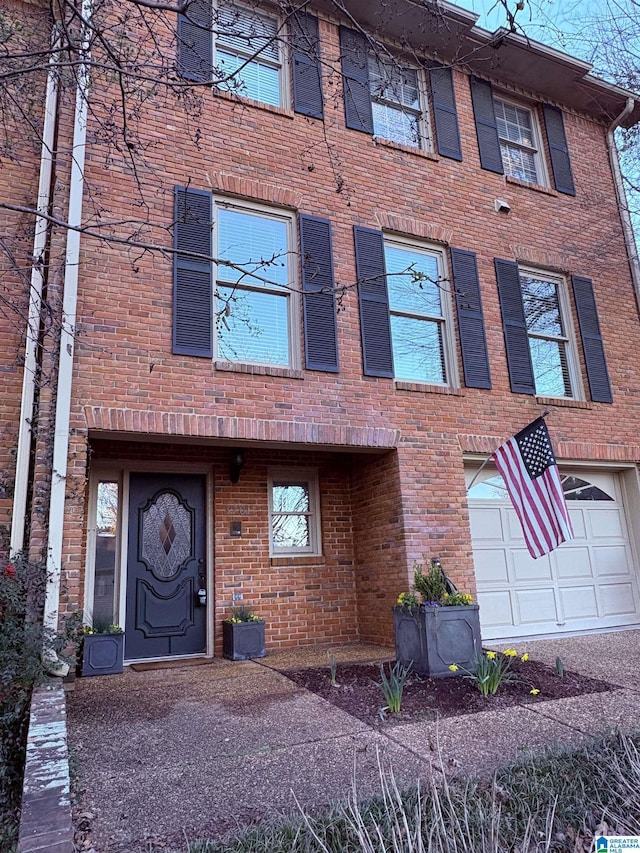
[224,604,262,624]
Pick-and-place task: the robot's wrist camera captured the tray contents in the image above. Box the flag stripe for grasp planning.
[492,418,574,559]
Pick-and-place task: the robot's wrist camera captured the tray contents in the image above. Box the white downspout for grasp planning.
[607,98,640,310]
[42,0,93,670]
[10,35,61,557]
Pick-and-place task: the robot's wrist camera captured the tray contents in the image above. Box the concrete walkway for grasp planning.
[66,632,640,853]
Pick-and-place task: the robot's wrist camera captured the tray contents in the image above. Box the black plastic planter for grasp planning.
[81,633,124,677]
[393,605,481,677]
[223,620,266,660]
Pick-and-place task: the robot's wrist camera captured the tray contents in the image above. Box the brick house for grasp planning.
[3,0,640,662]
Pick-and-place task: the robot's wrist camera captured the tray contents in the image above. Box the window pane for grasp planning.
[93,482,118,625]
[385,246,441,317]
[529,337,572,397]
[495,100,534,147]
[468,475,509,500]
[272,514,310,549]
[217,286,289,364]
[500,143,538,182]
[521,276,563,336]
[218,208,288,288]
[372,102,420,146]
[272,483,310,513]
[217,3,280,62]
[368,56,419,108]
[216,49,280,106]
[562,476,614,501]
[390,315,445,382]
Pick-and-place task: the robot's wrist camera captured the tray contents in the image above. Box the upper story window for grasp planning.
[520,268,578,398]
[215,2,283,107]
[384,238,455,384]
[493,96,546,185]
[215,201,296,367]
[368,55,424,148]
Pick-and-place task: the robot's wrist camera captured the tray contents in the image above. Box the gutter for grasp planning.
[607,98,640,312]
[10,34,61,556]
[42,0,93,669]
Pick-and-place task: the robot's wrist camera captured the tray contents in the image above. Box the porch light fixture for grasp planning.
[230,450,245,484]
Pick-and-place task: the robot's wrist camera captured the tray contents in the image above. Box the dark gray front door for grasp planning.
[126,473,207,659]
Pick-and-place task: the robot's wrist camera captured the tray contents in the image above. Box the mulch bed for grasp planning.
[281,658,613,727]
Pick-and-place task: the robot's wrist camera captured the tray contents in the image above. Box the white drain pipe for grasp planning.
[10,35,61,556]
[43,0,93,656]
[607,98,640,310]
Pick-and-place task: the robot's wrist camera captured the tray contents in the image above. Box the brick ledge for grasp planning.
[83,406,401,449]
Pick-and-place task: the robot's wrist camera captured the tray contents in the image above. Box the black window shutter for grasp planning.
[290,12,324,120]
[429,64,462,161]
[451,248,491,389]
[177,0,212,81]
[543,105,576,196]
[340,26,374,134]
[572,275,612,402]
[173,186,213,357]
[494,258,535,394]
[354,226,393,377]
[300,215,339,372]
[470,76,503,174]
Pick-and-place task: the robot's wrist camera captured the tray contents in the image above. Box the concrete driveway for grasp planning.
[66,632,640,853]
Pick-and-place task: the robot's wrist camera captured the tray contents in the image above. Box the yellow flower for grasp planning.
[448,664,459,672]
[521,653,529,662]
[504,648,518,658]
[486,651,497,660]
[530,688,540,695]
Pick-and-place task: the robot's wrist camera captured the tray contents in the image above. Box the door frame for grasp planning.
[85,460,215,662]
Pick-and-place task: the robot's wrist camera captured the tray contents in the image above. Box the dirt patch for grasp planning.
[281,658,613,727]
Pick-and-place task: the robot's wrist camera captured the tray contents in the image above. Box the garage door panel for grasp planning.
[594,546,632,577]
[556,547,592,579]
[567,509,586,539]
[512,550,552,582]
[477,590,514,627]
[600,583,637,616]
[470,506,503,540]
[588,509,625,538]
[558,585,598,620]
[514,588,558,624]
[506,509,526,541]
[474,549,509,584]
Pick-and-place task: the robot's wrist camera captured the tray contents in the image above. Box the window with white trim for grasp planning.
[269,469,321,555]
[494,96,546,184]
[215,200,296,367]
[368,55,427,148]
[519,268,580,398]
[215,1,284,106]
[384,237,455,384]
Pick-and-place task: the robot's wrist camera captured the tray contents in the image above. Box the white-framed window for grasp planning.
[494,96,547,185]
[268,468,321,556]
[214,199,297,367]
[215,1,285,107]
[384,236,456,385]
[84,472,122,627]
[519,267,580,398]
[368,54,428,149]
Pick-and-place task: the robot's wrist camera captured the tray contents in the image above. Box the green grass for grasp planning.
[181,730,640,852]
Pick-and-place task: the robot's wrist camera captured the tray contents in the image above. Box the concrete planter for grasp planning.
[81,632,124,677]
[393,605,481,677]
[223,620,266,660]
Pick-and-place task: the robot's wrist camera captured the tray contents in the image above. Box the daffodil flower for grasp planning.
[504,648,518,658]
[530,688,540,695]
[486,651,497,660]
[521,653,529,662]
[449,664,459,672]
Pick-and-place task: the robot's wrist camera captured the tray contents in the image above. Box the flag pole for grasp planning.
[466,410,551,494]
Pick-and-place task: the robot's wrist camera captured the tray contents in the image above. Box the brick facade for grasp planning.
[3,0,640,653]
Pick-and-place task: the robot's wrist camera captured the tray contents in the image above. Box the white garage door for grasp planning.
[468,468,640,640]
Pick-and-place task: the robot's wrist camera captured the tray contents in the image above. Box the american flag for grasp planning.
[493,417,574,559]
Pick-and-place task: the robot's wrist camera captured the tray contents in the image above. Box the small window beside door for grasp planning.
[268,468,321,555]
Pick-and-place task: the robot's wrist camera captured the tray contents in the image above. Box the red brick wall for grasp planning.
[44,7,640,644]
